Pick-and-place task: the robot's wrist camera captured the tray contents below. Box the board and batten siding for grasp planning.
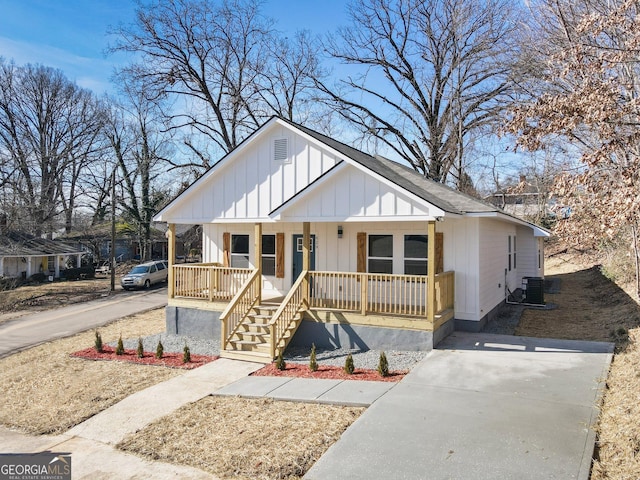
[204,221,441,297]
[439,217,480,321]
[277,164,431,221]
[516,225,544,279]
[478,219,515,320]
[166,125,339,223]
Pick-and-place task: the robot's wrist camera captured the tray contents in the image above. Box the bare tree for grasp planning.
[110,0,326,170]
[104,80,174,261]
[319,0,519,183]
[0,60,105,236]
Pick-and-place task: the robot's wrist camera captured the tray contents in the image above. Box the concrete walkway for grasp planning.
[0,332,613,479]
[305,332,614,480]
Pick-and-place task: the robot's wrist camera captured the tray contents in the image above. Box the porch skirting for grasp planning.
[165,303,454,352]
[166,305,222,338]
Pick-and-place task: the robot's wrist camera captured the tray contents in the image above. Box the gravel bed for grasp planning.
[109,334,221,357]
[283,346,428,371]
[109,335,426,371]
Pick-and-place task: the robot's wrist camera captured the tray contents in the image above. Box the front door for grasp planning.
[292,234,316,282]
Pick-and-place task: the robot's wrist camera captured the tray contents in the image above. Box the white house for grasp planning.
[0,232,85,281]
[154,117,549,362]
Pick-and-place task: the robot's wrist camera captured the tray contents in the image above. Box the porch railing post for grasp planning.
[360,273,367,315]
[209,267,215,302]
[255,222,262,305]
[302,221,310,304]
[427,220,436,325]
[167,223,176,299]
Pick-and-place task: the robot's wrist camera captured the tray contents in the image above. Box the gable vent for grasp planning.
[273,137,289,162]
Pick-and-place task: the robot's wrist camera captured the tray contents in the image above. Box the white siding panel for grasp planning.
[478,219,514,319]
[396,195,412,216]
[335,173,350,217]
[350,170,365,216]
[235,158,247,218]
[364,175,380,216]
[441,217,479,321]
[380,184,396,216]
[162,123,431,223]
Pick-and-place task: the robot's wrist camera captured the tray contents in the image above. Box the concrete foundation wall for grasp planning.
[288,319,434,352]
[165,306,222,338]
[454,299,504,332]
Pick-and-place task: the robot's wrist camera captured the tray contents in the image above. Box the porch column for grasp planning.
[54,256,60,278]
[427,220,436,325]
[26,257,33,278]
[254,222,262,303]
[0,257,3,276]
[302,221,310,304]
[76,254,82,267]
[167,223,176,299]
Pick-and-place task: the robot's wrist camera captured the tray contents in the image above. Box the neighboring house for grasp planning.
[0,232,86,280]
[154,117,550,363]
[488,175,550,221]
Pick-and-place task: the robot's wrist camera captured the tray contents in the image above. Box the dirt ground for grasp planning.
[1,252,639,478]
[0,275,122,321]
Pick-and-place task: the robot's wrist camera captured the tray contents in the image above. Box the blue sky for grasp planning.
[0,0,350,95]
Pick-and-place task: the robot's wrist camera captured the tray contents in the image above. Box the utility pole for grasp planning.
[110,169,116,292]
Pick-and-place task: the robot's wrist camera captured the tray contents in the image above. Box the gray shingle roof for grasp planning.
[0,232,84,257]
[289,120,499,215]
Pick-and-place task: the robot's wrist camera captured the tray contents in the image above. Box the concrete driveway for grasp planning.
[305,332,613,480]
[0,288,167,358]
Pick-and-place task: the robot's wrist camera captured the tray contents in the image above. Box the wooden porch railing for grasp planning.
[172,264,253,301]
[309,271,429,316]
[309,270,455,319]
[269,270,309,359]
[219,269,261,350]
[434,271,455,313]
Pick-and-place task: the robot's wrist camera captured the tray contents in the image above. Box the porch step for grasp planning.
[228,338,272,354]
[254,305,278,315]
[219,350,273,364]
[238,323,271,333]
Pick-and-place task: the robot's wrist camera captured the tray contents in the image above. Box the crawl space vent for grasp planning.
[273,138,289,162]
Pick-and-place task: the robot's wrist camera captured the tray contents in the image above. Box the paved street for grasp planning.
[0,288,167,358]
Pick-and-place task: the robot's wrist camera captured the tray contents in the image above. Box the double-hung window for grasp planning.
[404,235,427,275]
[368,235,393,274]
[508,235,517,271]
[231,234,250,268]
[262,235,276,276]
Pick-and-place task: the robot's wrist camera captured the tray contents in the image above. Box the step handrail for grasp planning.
[268,270,308,358]
[219,269,261,350]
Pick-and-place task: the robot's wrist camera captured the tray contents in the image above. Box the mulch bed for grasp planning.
[251,362,406,382]
[70,346,218,370]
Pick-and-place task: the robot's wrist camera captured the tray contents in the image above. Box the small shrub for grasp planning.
[183,344,191,363]
[137,337,144,358]
[275,352,286,370]
[115,335,125,356]
[155,340,164,359]
[378,351,389,377]
[94,330,103,353]
[309,343,318,372]
[344,353,355,375]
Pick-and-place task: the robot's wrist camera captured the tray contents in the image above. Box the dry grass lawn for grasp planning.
[514,253,640,480]
[3,252,640,479]
[0,308,180,435]
[117,396,364,480]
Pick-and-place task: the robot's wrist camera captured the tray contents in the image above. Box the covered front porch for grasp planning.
[165,221,455,363]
